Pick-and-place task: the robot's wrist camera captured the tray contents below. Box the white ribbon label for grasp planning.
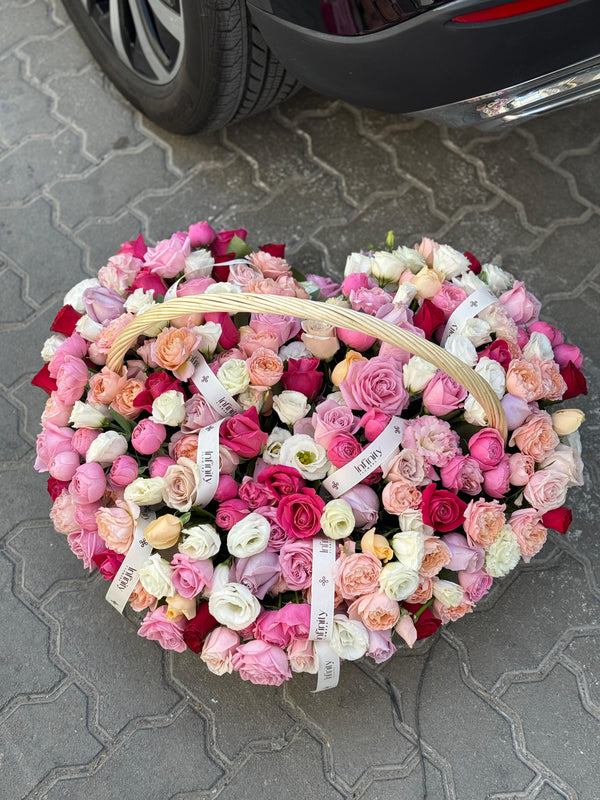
[322,416,406,498]
[194,419,224,506]
[163,276,183,301]
[309,536,340,691]
[189,351,243,418]
[105,507,156,614]
[440,286,498,346]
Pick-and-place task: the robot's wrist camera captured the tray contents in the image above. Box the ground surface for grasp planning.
[1,2,599,799]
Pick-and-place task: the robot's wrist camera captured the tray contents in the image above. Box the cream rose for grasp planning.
[390,531,425,571]
[138,553,175,599]
[205,282,242,295]
[432,579,464,608]
[453,271,486,295]
[411,265,443,299]
[85,430,128,465]
[41,333,66,362]
[522,332,554,362]
[278,434,330,480]
[463,394,488,427]
[75,315,103,342]
[227,512,271,558]
[69,401,108,429]
[194,321,222,356]
[216,359,250,395]
[208,582,261,630]
[272,391,310,426]
[63,277,100,312]
[459,317,492,347]
[179,524,222,560]
[330,614,369,661]
[162,457,201,512]
[278,341,312,361]
[379,562,420,601]
[484,524,521,577]
[151,390,186,426]
[321,499,356,540]
[123,477,166,506]
[403,356,437,393]
[398,509,433,536]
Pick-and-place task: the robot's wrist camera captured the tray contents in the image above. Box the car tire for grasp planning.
[61,0,300,134]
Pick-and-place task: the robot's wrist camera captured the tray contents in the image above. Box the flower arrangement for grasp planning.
[32,222,586,688]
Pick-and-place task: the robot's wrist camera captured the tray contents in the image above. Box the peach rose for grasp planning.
[129,581,158,613]
[151,326,202,373]
[162,457,200,512]
[510,411,559,463]
[301,320,340,360]
[405,575,433,604]
[509,509,547,562]
[239,330,279,357]
[432,598,473,624]
[505,358,545,402]
[249,251,292,280]
[50,490,80,534]
[347,591,400,631]
[247,347,284,387]
[96,499,138,554]
[539,359,567,401]
[276,276,310,299]
[382,479,422,514]
[88,313,135,365]
[333,550,382,600]
[169,433,199,461]
[419,536,452,578]
[110,378,146,419]
[331,350,368,386]
[360,528,393,563]
[463,499,506,549]
[246,277,292,296]
[87,366,127,405]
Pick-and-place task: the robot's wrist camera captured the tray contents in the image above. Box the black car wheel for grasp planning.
[62,0,300,134]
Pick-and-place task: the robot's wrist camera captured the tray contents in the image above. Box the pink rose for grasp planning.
[327,433,363,468]
[250,313,301,346]
[148,455,176,478]
[41,395,74,428]
[239,329,279,357]
[71,428,101,457]
[498,281,541,325]
[277,489,325,539]
[98,252,142,292]
[279,539,313,590]
[336,327,378,352]
[215,499,251,530]
[441,532,484,573]
[340,484,380,530]
[458,569,493,603]
[432,598,473,624]
[200,626,239,674]
[509,509,547,561]
[188,220,216,247]
[246,347,284,387]
[181,394,222,432]
[288,638,318,673]
[422,372,467,416]
[553,343,583,369]
[340,356,409,416]
[231,640,291,686]
[305,273,340,298]
[131,419,167,455]
[67,529,104,570]
[254,603,311,647]
[505,359,545,402]
[349,286,393,315]
[219,407,268,459]
[468,429,505,469]
[333,550,382,600]
[171,553,214,598]
[109,457,140,488]
[69,462,107,504]
[47,447,80,482]
[231,551,281,599]
[523,468,569,514]
[508,453,535,486]
[431,282,468,317]
[249,250,291,280]
[138,605,187,652]
[48,333,88,377]
[74,500,103,532]
[312,399,360,449]
[440,456,484,495]
[143,232,190,279]
[341,272,372,296]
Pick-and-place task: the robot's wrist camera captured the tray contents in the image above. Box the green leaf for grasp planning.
[228,235,252,258]
[291,266,308,283]
[108,408,135,437]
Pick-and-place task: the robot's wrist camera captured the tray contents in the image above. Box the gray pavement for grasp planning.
[1,2,600,799]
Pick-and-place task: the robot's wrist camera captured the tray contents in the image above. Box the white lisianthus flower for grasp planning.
[452,271,486,295]
[41,333,66,362]
[393,282,418,306]
[123,477,166,506]
[69,401,108,429]
[278,434,330,480]
[151,390,186,426]
[330,615,369,661]
[138,553,175,599]
[179,524,222,561]
[321,499,355,540]
[217,359,250,395]
[475,357,506,399]
[344,252,373,277]
[392,245,426,274]
[444,333,478,367]
[403,356,438,393]
[482,263,515,295]
[379,562,420,601]
[75,315,103,342]
[262,427,292,465]
[463,394,488,427]
[85,430,128,465]
[184,248,214,277]
[63,277,100,312]
[208,582,261,630]
[432,579,465,607]
[195,321,222,356]
[391,531,425,571]
[125,288,156,315]
[433,244,470,279]
[522,331,554,362]
[227,512,271,558]
[484,524,521,577]
[459,317,492,347]
[371,251,404,283]
[272,390,310,426]
[278,340,312,361]
[205,282,242,295]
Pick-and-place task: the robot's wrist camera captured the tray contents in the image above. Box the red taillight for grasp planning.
[453,0,575,23]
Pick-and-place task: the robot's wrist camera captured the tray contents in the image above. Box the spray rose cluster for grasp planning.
[32,224,586,686]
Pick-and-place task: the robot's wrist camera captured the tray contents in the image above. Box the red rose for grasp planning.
[204,312,240,349]
[211,254,233,283]
[257,465,306,498]
[259,243,286,258]
[420,483,467,532]
[327,433,363,468]
[480,339,512,370]
[93,550,125,580]
[281,358,323,401]
[50,304,82,336]
[464,251,482,275]
[560,361,587,400]
[47,477,69,500]
[183,602,219,653]
[219,406,268,460]
[119,233,147,259]
[211,228,248,257]
[404,603,442,640]
[134,371,184,411]
[542,506,572,534]
[129,267,168,296]
[31,363,58,395]
[413,299,446,339]
[277,489,326,539]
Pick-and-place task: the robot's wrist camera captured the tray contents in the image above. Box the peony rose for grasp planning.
[463,499,506,549]
[509,509,547,561]
[348,591,400,631]
[468,429,505,469]
[69,462,107,504]
[383,480,423,515]
[131,419,167,455]
[96,500,137,553]
[138,606,187,652]
[510,411,559,463]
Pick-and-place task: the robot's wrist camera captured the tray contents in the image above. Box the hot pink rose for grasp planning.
[277,489,325,539]
[468,428,505,469]
[553,343,583,369]
[340,356,408,416]
[171,553,214,598]
[341,272,372,296]
[215,499,251,530]
[219,407,268,459]
[278,539,313,589]
[231,551,281,599]
[138,605,187,652]
[431,283,468,318]
[440,456,484,495]
[312,398,360,449]
[441,532,484,573]
[281,358,324,401]
[457,569,492,603]
[528,321,563,347]
[131,419,167,455]
[129,267,168,296]
[254,603,311,647]
[188,220,216,247]
[69,462,107,504]
[93,549,125,580]
[238,476,277,509]
[420,483,467,533]
[143,232,190,279]
[214,475,238,502]
[231,640,291,686]
[362,408,390,442]
[423,372,467,416]
[256,465,306,498]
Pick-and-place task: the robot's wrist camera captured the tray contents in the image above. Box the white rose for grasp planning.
[178,524,222,562]
[444,333,478,367]
[432,579,464,607]
[138,553,175,599]
[205,282,242,295]
[237,387,267,412]
[184,249,214,277]
[463,394,488,427]
[344,252,372,277]
[393,282,418,306]
[392,245,426,274]
[321,499,355,540]
[278,434,330,480]
[484,524,521,577]
[475,357,506,399]
[272,390,310,426]
[522,331,554,362]
[69,401,108,429]
[540,444,584,487]
[482,263,515,295]
[398,509,433,536]
[63,277,100,312]
[433,244,470,279]
[41,333,66,362]
[391,531,425,571]
[124,287,157,315]
[330,615,369,661]
[75,315,103,342]
[452,271,486,295]
[123,477,166,506]
[379,562,420,601]
[324,295,351,308]
[217,359,250,395]
[195,321,222,357]
[403,356,437,393]
[208,582,261,630]
[459,317,492,347]
[371,251,404,283]
[278,340,312,361]
[151,390,186,426]
[85,430,128,465]
[227,512,271,558]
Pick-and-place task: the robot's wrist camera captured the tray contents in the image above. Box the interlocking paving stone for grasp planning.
[0,54,61,146]
[0,0,58,56]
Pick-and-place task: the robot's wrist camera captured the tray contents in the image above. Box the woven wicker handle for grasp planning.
[106,294,507,440]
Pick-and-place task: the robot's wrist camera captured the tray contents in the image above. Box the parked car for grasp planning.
[63,0,600,133]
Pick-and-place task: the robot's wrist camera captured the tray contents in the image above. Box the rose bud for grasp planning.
[144,514,183,550]
[551,408,585,437]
